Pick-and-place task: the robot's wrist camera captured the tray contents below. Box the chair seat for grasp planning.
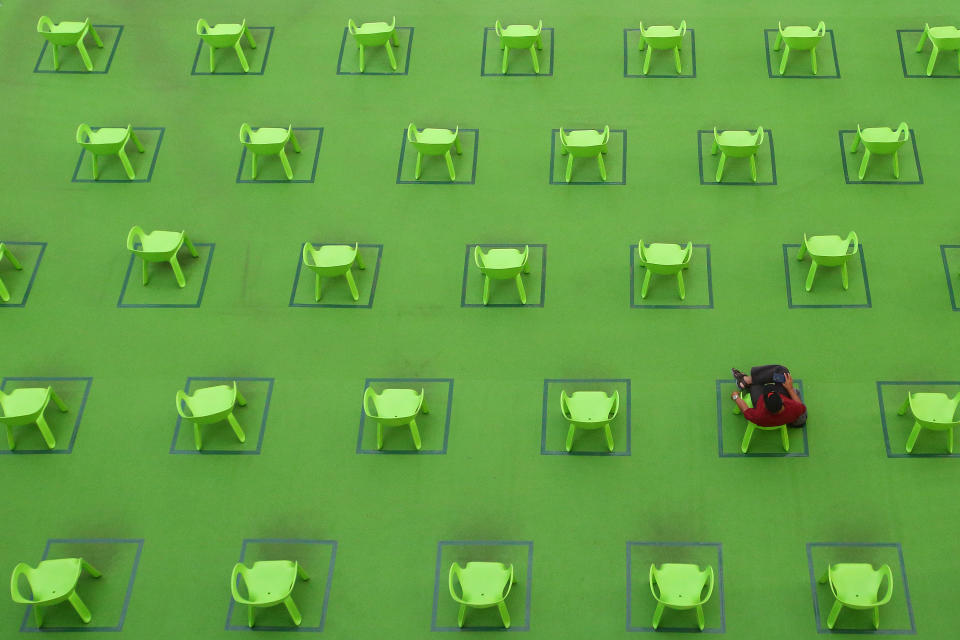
[27,559,83,602]
[458,562,511,605]
[715,130,757,147]
[781,25,819,38]
[653,563,707,607]
[803,235,850,257]
[500,24,538,37]
[139,231,183,253]
[564,391,613,422]
[0,388,48,418]
[415,128,456,145]
[185,385,235,417]
[373,389,421,418]
[308,245,356,268]
[479,248,525,270]
[929,26,960,41]
[243,561,297,605]
[203,23,243,36]
[246,128,289,144]
[354,21,392,35]
[563,129,604,146]
[643,25,681,38]
[830,564,884,606]
[909,393,959,423]
[49,21,87,35]
[86,128,128,144]
[858,127,900,144]
[642,243,686,266]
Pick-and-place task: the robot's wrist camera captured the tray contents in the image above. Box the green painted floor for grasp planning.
[2,0,959,637]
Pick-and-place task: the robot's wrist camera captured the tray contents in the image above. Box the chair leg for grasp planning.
[385,43,397,70]
[88,25,104,48]
[949,427,955,454]
[597,154,607,181]
[377,424,384,449]
[194,424,203,451]
[209,45,216,72]
[52,44,60,70]
[565,424,576,451]
[673,46,682,73]
[805,261,818,291]
[141,258,150,285]
[529,46,540,73]
[642,46,652,74]
[872,606,880,630]
[345,270,360,301]
[235,387,247,406]
[640,270,652,298]
[314,274,322,301]
[905,422,922,453]
[482,274,490,305]
[35,415,57,449]
[915,30,928,52]
[227,413,246,443]
[848,131,862,153]
[81,560,102,577]
[0,277,10,302]
[779,45,790,74]
[811,48,818,75]
[893,151,900,179]
[750,154,758,182]
[250,153,258,179]
[297,563,310,580]
[796,239,807,260]
[676,270,685,300]
[696,604,705,631]
[118,149,136,180]
[68,591,92,623]
[779,426,790,451]
[604,424,614,451]
[244,26,257,48]
[247,605,256,628]
[391,31,399,46]
[290,129,302,152]
[927,46,939,76]
[183,234,200,258]
[358,44,365,73]
[169,257,186,288]
[896,394,910,415]
[234,42,250,73]
[444,151,456,181]
[741,423,756,453]
[826,599,843,629]
[420,396,430,414]
[414,152,422,179]
[841,262,849,290]
[457,604,467,627]
[502,46,509,74]
[497,601,511,629]
[76,40,94,71]
[773,32,783,51]
[91,154,99,180]
[5,425,14,450]
[858,150,871,180]
[715,153,726,182]
[651,602,665,629]
[408,419,422,450]
[280,151,294,180]
[565,155,573,182]
[515,273,527,304]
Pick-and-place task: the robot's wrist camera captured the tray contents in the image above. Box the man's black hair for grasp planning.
[763,388,783,413]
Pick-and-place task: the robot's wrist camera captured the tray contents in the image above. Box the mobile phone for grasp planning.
[773,373,786,383]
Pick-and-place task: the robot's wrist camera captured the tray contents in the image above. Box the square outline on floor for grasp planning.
[763,28,841,79]
[117,242,215,308]
[698,129,777,186]
[540,378,631,456]
[432,540,534,631]
[549,128,627,185]
[191,26,275,76]
[715,379,808,458]
[34,24,124,74]
[876,380,960,458]
[71,126,165,183]
[805,542,916,634]
[897,29,960,79]
[236,127,324,184]
[225,538,338,632]
[336,26,414,75]
[940,245,960,311]
[629,243,714,309]
[356,378,454,455]
[622,28,697,78]
[626,541,725,633]
[461,244,547,308]
[838,130,923,185]
[783,243,872,309]
[396,128,479,185]
[0,241,47,308]
[0,376,93,455]
[20,537,144,632]
[480,27,555,77]
[170,377,275,455]
[289,243,384,308]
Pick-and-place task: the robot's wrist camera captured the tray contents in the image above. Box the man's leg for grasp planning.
[748,364,789,403]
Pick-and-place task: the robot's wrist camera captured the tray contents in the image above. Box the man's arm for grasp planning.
[730,391,750,413]
[784,372,802,402]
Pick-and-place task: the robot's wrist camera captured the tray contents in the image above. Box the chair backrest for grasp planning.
[363,386,424,426]
[828,563,893,606]
[495,19,542,48]
[560,389,619,423]
[407,124,458,155]
[908,391,960,429]
[76,123,131,154]
[9,563,40,604]
[474,245,529,279]
[239,123,291,155]
[301,242,359,276]
[859,123,909,154]
[197,18,246,47]
[37,16,88,45]
[713,126,764,157]
[348,16,396,45]
[126,226,181,260]
[778,20,826,47]
[637,240,693,271]
[559,125,610,157]
[639,20,686,48]
[649,563,714,606]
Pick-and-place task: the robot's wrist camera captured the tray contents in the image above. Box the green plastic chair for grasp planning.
[774,21,826,74]
[239,124,302,181]
[302,242,366,301]
[733,392,789,453]
[915,23,960,76]
[818,563,893,630]
[10,558,102,627]
[474,245,530,305]
[126,226,199,288]
[0,243,24,302]
[495,20,543,74]
[559,126,610,182]
[897,391,960,453]
[637,21,687,74]
[175,381,247,451]
[448,562,515,629]
[363,387,428,450]
[0,386,68,451]
[637,240,692,300]
[712,126,764,183]
[649,563,715,631]
[76,124,144,180]
[37,17,103,71]
[348,17,398,72]
[231,561,309,628]
[560,390,619,452]
[406,124,462,181]
[848,123,909,180]
[796,232,858,292]
[197,19,256,73]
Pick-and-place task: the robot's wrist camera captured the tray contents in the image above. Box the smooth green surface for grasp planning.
[3,1,960,638]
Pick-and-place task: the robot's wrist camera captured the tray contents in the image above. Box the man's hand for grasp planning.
[783,372,794,388]
[731,391,739,400]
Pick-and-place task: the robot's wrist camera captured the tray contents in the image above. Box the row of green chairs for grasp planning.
[38,16,960,78]
[8,554,894,631]
[3,376,956,454]
[72,121,912,182]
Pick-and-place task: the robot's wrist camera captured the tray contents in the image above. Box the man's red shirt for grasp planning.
[744,395,806,427]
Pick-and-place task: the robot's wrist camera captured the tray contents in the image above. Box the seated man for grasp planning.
[730,364,807,427]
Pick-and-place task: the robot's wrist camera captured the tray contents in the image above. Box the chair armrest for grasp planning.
[501,564,515,600]
[600,125,610,145]
[609,390,620,419]
[388,16,396,31]
[519,245,530,268]
[815,21,826,36]
[238,123,253,143]
[559,389,572,419]
[678,20,687,36]
[76,123,94,144]
[302,242,315,267]
[636,240,647,264]
[535,20,543,35]
[448,564,467,604]
[10,563,37,604]
[681,241,693,265]
[175,390,192,419]
[896,122,910,142]
[495,20,503,38]
[473,245,484,270]
[876,565,894,606]
[37,16,55,33]
[558,127,568,146]
[755,126,765,146]
[648,564,663,602]
[126,226,145,251]
[362,387,377,418]
[196,19,210,36]
[414,388,426,414]
[230,564,255,605]
[697,565,715,605]
[407,123,417,143]
[846,231,859,256]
